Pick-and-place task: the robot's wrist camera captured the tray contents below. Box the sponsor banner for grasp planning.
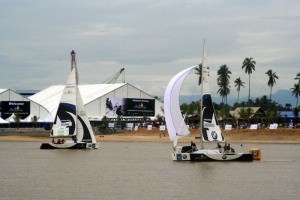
[0,101,30,119]
[203,123,215,128]
[61,120,72,127]
[105,98,155,117]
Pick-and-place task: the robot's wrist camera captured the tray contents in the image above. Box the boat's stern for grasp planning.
[249,147,261,160]
[172,152,191,161]
[86,143,99,149]
[172,146,191,161]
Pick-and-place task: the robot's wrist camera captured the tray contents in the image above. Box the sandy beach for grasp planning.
[0,127,300,144]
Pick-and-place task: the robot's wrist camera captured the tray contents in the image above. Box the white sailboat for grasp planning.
[41,50,98,149]
[164,43,254,161]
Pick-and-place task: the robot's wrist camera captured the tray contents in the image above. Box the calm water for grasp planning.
[0,142,299,200]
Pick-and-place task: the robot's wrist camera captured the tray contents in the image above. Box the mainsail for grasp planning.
[164,66,196,145]
[200,46,224,142]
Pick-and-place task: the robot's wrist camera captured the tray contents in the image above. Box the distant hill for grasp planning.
[177,89,296,106]
[272,89,296,106]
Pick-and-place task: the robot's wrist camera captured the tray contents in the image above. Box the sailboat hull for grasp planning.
[40,142,98,149]
[172,151,253,161]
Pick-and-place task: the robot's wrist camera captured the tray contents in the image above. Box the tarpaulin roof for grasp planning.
[0,89,8,94]
[29,83,126,118]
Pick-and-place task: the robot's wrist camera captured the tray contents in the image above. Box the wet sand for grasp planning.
[0,128,300,144]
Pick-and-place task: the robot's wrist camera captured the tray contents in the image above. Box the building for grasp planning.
[229,107,266,120]
[279,111,300,124]
[29,83,164,123]
[0,89,51,123]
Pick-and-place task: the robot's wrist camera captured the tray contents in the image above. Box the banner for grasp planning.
[105,98,155,117]
[0,101,30,119]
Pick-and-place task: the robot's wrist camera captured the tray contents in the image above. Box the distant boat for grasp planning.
[40,51,98,149]
[164,42,256,161]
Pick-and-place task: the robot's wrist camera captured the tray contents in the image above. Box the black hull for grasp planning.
[40,142,97,149]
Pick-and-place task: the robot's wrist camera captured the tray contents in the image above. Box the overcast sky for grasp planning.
[0,0,299,100]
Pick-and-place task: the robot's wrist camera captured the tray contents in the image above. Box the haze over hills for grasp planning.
[178,89,296,107]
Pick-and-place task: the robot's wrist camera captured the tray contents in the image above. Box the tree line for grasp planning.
[181,57,300,125]
[197,57,300,108]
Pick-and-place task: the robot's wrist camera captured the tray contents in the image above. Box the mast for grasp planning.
[200,39,205,149]
[71,50,79,136]
[199,41,225,144]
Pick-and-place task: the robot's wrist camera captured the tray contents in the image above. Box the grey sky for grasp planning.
[0,0,299,100]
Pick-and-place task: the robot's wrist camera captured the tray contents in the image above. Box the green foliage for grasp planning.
[32,115,38,127]
[242,57,256,101]
[265,107,279,125]
[195,64,202,86]
[291,83,300,107]
[233,95,279,111]
[32,115,38,122]
[265,69,279,100]
[156,114,164,122]
[180,101,200,115]
[239,108,253,119]
[234,77,245,103]
[295,72,300,83]
[102,116,109,128]
[217,103,231,119]
[284,103,292,111]
[217,64,231,105]
[181,95,290,126]
[13,114,21,129]
[293,107,299,124]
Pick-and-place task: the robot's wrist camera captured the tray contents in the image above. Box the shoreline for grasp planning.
[0,127,299,144]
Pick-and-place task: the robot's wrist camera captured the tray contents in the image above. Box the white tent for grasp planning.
[6,113,16,122]
[0,117,9,124]
[0,89,50,121]
[21,114,35,123]
[29,83,164,120]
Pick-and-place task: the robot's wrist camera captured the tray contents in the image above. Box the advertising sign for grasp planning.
[105,98,155,117]
[0,101,30,119]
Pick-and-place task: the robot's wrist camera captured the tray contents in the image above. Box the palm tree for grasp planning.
[195,64,202,86]
[217,86,230,104]
[217,64,231,105]
[234,77,245,103]
[295,72,300,83]
[32,115,38,128]
[265,69,279,101]
[284,103,292,111]
[13,114,21,129]
[291,83,300,107]
[242,57,256,101]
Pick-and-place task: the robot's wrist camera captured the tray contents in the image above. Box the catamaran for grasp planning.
[40,50,98,149]
[164,43,257,161]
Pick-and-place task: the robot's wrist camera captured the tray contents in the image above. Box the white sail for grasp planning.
[200,45,224,142]
[52,64,96,143]
[75,86,97,143]
[164,66,196,144]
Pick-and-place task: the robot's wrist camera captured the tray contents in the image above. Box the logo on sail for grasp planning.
[211,131,218,140]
